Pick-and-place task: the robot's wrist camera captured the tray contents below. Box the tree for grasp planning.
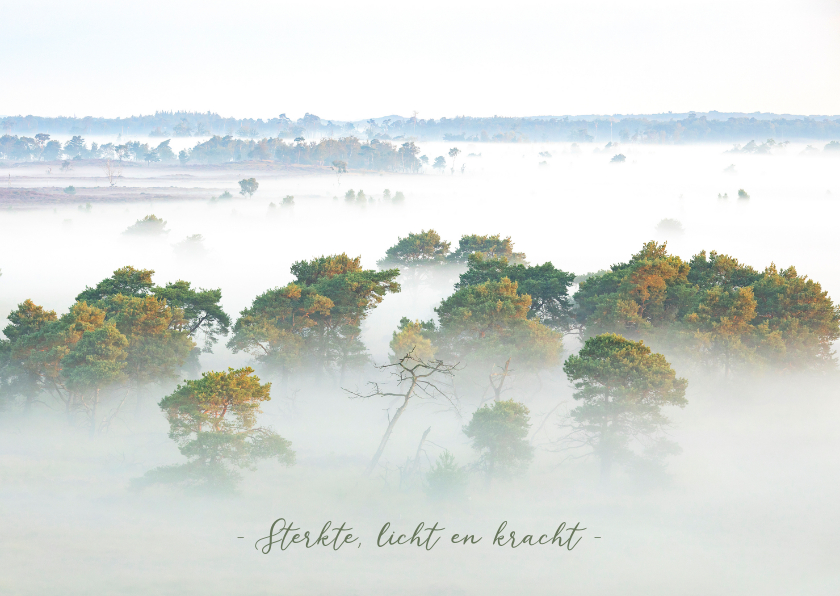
[144,149,160,165]
[561,333,688,481]
[332,160,347,185]
[389,318,437,362]
[136,368,295,491]
[455,253,575,331]
[42,140,61,161]
[346,351,459,476]
[434,277,562,374]
[64,136,87,158]
[239,178,259,197]
[448,147,461,174]
[426,451,468,499]
[74,267,225,399]
[448,234,527,264]
[123,215,169,236]
[227,283,333,376]
[463,399,533,478]
[376,229,451,267]
[611,154,626,163]
[60,322,129,435]
[230,254,400,379]
[294,137,305,163]
[683,285,765,375]
[102,159,121,186]
[433,156,446,171]
[0,300,59,410]
[156,140,176,162]
[738,189,750,200]
[749,263,840,367]
[574,241,693,337]
[105,294,194,403]
[153,280,231,352]
[76,266,155,303]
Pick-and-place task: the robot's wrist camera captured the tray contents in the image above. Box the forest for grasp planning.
[2,232,837,491]
[2,110,840,146]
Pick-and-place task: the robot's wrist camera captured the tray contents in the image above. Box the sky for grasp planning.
[1,0,838,120]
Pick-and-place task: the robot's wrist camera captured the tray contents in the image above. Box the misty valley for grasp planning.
[1,124,839,595]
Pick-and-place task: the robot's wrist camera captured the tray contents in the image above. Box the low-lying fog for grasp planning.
[1,141,839,595]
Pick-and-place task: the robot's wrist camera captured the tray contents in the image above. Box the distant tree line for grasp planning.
[3,111,840,143]
[0,133,424,171]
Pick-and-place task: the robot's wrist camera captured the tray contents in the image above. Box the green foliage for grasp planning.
[76,266,155,302]
[425,451,468,499]
[106,294,194,389]
[377,229,451,267]
[655,218,684,235]
[0,265,235,422]
[611,153,626,162]
[153,279,231,351]
[63,186,76,195]
[230,254,400,376]
[455,253,575,331]
[434,278,562,368]
[448,234,527,264]
[574,241,694,336]
[135,367,294,492]
[738,189,750,200]
[144,149,160,164]
[574,242,840,372]
[239,178,259,197]
[123,214,169,236]
[563,333,687,479]
[156,140,176,162]
[463,399,533,477]
[60,323,128,396]
[173,234,207,257]
[389,317,437,362]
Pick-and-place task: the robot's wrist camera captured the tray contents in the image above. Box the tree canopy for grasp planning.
[574,242,840,371]
[229,254,400,377]
[377,229,451,267]
[455,253,575,331]
[562,333,688,480]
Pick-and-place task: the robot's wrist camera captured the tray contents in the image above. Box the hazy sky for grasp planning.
[2,0,838,120]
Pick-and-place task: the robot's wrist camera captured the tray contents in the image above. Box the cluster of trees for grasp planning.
[0,267,231,431]
[1,112,337,140]
[0,134,177,163]
[343,189,405,204]
[575,242,840,372]
[227,254,400,382]
[183,136,424,171]
[5,112,839,149]
[377,230,528,267]
[3,235,837,489]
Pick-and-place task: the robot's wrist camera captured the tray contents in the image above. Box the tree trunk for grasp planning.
[365,382,416,476]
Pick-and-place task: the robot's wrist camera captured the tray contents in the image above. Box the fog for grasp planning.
[1,141,839,595]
